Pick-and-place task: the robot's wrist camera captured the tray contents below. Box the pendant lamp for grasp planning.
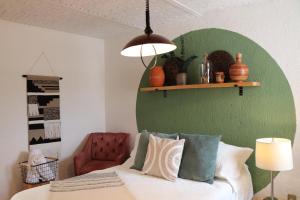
[121,0,177,67]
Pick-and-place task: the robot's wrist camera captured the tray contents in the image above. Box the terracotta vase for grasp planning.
[149,66,165,87]
[229,53,249,82]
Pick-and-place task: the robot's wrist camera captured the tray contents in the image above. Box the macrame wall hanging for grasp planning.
[23,52,62,158]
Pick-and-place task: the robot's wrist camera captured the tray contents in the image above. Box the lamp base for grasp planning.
[263,197,278,200]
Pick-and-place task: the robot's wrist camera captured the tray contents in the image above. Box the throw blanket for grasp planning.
[50,172,123,192]
[48,171,136,200]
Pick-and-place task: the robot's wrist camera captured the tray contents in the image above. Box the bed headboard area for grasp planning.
[135,28,296,193]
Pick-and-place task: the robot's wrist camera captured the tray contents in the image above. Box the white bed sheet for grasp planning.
[12,160,253,200]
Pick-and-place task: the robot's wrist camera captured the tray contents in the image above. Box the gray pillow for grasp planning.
[178,133,221,184]
[131,130,177,171]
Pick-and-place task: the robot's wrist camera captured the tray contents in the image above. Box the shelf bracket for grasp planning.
[239,87,244,96]
[234,84,244,96]
[154,89,168,97]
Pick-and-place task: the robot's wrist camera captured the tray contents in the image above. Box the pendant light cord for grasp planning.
[144,0,153,35]
[140,44,157,69]
[140,0,157,69]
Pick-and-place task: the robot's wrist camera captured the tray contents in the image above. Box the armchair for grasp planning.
[74,132,130,176]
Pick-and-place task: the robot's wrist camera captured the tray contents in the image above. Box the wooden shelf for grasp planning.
[140,82,261,97]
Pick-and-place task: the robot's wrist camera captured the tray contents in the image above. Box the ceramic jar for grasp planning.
[176,73,187,85]
[215,72,225,83]
[229,53,249,82]
[149,66,165,87]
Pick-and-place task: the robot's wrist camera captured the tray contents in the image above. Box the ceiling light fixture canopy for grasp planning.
[121,0,176,67]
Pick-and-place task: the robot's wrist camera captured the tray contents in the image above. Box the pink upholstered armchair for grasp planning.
[74,132,130,176]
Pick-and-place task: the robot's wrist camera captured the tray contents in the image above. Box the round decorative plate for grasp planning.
[208,50,235,82]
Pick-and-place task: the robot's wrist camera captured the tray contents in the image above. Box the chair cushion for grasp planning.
[78,160,121,175]
[91,132,129,161]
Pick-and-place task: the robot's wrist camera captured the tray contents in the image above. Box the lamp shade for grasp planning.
[121,33,177,57]
[256,138,293,171]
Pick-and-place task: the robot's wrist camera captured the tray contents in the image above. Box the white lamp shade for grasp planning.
[121,34,177,57]
[256,138,293,171]
[121,43,176,57]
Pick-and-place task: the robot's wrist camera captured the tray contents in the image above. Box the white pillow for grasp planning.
[215,141,253,180]
[130,132,141,157]
[123,133,141,167]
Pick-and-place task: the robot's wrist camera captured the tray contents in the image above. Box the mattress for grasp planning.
[11,159,253,200]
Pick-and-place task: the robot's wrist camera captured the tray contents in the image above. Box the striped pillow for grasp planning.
[142,134,185,181]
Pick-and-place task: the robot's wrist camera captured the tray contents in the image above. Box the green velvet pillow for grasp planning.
[131,130,177,171]
[178,133,221,184]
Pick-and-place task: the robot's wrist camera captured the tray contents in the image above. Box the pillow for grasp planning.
[142,134,185,181]
[130,132,141,157]
[178,133,221,184]
[131,130,177,170]
[123,133,141,167]
[215,141,253,179]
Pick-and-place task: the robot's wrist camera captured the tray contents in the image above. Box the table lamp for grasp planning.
[256,138,293,200]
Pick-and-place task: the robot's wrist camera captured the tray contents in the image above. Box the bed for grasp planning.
[11,153,253,200]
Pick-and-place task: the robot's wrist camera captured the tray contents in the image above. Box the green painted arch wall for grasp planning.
[136,28,296,193]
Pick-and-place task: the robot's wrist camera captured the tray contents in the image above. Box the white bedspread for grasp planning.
[12,159,253,200]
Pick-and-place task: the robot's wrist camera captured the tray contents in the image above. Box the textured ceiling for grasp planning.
[0,0,271,39]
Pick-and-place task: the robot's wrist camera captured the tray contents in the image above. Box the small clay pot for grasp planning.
[176,73,187,85]
[229,53,249,82]
[215,72,225,83]
[149,66,165,87]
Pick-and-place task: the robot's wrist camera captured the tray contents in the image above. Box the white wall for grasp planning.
[0,19,106,200]
[105,0,300,199]
[105,35,144,134]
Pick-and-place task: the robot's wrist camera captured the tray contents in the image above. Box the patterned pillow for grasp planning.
[142,134,185,181]
[131,130,178,171]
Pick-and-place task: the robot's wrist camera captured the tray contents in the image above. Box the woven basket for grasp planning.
[19,157,58,184]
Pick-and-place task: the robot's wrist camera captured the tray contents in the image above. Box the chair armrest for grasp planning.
[114,152,130,164]
[74,152,89,176]
[74,134,93,175]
